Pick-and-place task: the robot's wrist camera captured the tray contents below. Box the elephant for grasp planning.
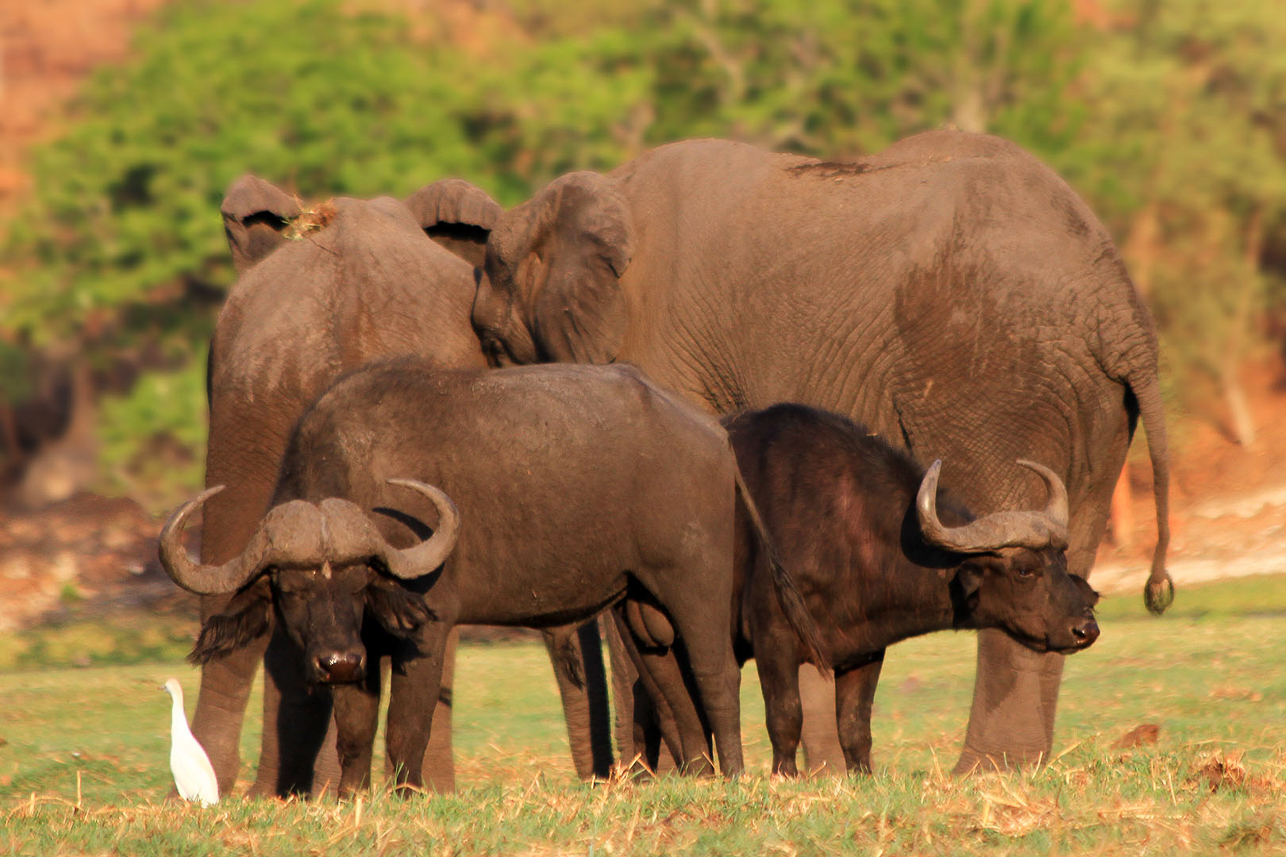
[471,131,1173,773]
[163,361,822,792]
[192,175,615,796]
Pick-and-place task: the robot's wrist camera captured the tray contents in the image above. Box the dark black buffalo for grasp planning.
[159,361,823,795]
[724,403,1100,776]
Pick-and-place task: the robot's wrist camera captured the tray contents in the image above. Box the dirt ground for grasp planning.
[2,0,1285,631]
[1093,355,1286,598]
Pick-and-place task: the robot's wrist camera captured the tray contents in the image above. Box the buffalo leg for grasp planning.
[752,633,804,777]
[385,619,454,791]
[608,611,684,774]
[834,651,884,774]
[261,626,333,796]
[331,663,382,797]
[543,620,614,780]
[627,640,713,771]
[661,607,744,777]
[416,628,458,793]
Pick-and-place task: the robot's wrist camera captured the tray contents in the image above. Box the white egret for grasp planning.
[161,678,220,806]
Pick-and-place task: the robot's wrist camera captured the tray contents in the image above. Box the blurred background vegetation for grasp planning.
[2,0,1285,512]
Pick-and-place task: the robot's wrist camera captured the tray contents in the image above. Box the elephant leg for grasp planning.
[955,631,1064,773]
[416,627,458,793]
[543,620,614,780]
[955,427,1123,775]
[834,651,884,774]
[190,594,269,794]
[798,663,844,775]
[634,648,713,774]
[332,664,382,797]
[258,625,333,796]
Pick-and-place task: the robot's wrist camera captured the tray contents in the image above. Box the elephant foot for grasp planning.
[952,745,1047,775]
[952,629,1064,776]
[797,664,845,775]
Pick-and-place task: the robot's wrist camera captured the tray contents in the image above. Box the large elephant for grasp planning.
[192,175,613,796]
[471,131,1174,773]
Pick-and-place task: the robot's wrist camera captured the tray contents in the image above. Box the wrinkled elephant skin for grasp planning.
[473,133,1172,772]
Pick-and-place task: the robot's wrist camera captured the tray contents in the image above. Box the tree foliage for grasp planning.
[2,0,1284,498]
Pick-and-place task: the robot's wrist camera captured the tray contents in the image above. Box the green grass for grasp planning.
[1097,572,1286,621]
[1,576,1284,855]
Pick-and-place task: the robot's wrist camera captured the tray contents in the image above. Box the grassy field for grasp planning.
[1,576,1283,855]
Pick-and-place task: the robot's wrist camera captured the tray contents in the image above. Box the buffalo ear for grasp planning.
[189,578,273,665]
[222,175,302,273]
[520,172,631,364]
[366,576,434,639]
[1070,574,1101,607]
[954,563,983,611]
[404,180,502,269]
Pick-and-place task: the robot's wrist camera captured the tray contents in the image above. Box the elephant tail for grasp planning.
[1128,366,1175,615]
[733,466,831,672]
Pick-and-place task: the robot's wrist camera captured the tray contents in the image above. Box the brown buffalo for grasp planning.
[160,361,824,794]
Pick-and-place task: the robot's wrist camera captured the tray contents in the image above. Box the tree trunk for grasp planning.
[1220,205,1264,448]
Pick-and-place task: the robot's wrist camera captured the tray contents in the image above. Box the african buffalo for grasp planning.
[159,361,823,794]
[723,404,1100,776]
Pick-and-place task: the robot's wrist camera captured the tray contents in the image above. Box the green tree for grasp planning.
[4,0,1284,502]
[1062,0,1286,445]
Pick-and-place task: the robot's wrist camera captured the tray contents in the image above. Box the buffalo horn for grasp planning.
[1015,459,1070,534]
[378,479,462,579]
[917,459,1071,553]
[157,486,272,595]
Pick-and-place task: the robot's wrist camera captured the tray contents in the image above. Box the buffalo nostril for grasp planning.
[318,651,366,683]
[1072,619,1100,647]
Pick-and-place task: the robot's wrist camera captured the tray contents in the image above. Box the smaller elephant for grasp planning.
[159,361,821,793]
[200,173,502,796]
[713,404,1101,776]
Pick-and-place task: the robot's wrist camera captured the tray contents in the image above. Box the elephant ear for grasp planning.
[404,180,502,269]
[524,171,633,364]
[221,175,302,273]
